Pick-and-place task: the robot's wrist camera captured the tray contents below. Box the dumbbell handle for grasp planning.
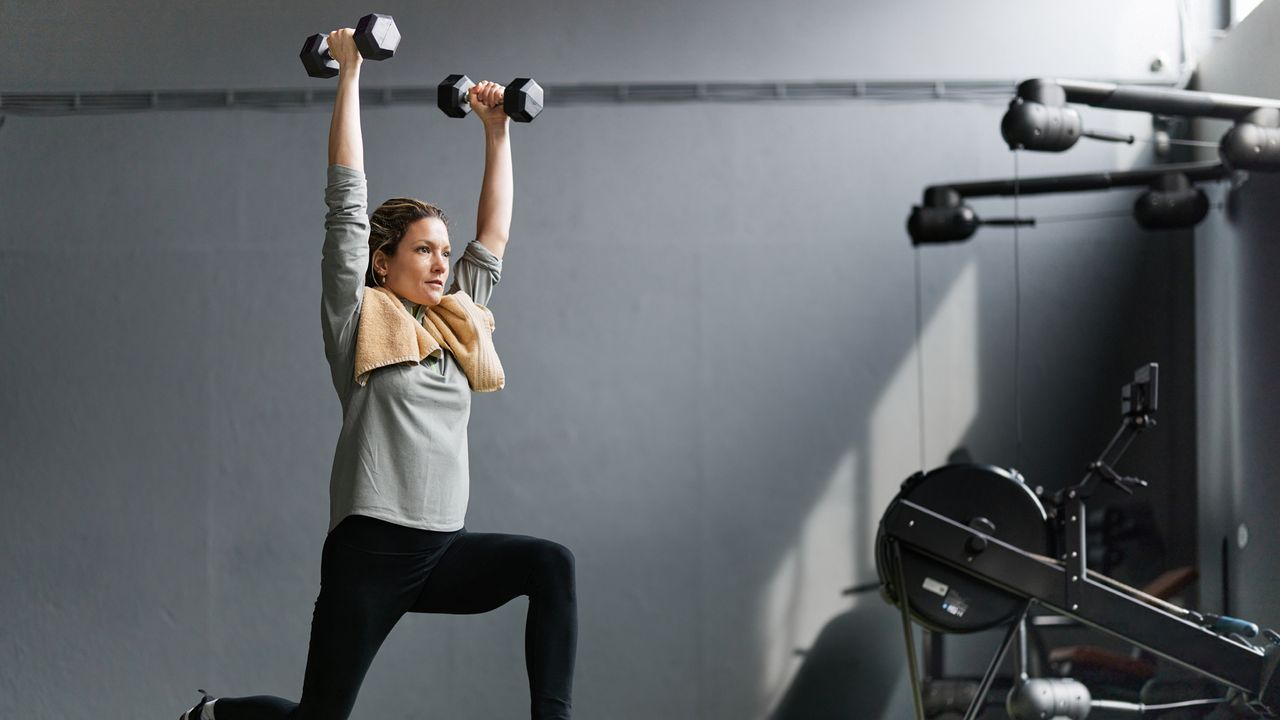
[313,38,336,62]
[308,35,369,63]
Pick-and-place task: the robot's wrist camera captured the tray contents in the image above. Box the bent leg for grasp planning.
[216,519,432,720]
[412,532,577,720]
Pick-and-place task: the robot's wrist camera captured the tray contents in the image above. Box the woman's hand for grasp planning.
[326,28,364,73]
[469,81,510,129]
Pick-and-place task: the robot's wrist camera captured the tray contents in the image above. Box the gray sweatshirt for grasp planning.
[321,164,502,531]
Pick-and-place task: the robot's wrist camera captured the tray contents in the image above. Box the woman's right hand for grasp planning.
[326,28,363,72]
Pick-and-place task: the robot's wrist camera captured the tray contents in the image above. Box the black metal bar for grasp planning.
[1053,78,1280,120]
[1064,497,1086,613]
[1108,426,1143,469]
[892,539,927,720]
[964,604,1030,720]
[927,161,1229,201]
[923,630,945,681]
[883,499,1267,692]
[1097,420,1133,465]
[981,218,1036,227]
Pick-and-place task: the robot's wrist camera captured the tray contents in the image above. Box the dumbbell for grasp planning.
[300,13,401,79]
[437,75,545,123]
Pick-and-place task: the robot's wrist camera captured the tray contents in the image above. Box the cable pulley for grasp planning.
[1002,78,1280,171]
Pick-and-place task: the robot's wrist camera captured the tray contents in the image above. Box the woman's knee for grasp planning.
[530,539,575,585]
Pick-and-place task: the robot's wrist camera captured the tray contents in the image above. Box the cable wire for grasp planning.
[914,247,927,473]
[1013,150,1023,472]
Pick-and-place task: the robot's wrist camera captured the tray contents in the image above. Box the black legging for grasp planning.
[215,514,577,720]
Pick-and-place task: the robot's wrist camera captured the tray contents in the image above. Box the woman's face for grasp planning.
[375,217,451,307]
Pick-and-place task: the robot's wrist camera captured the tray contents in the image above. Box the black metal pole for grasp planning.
[892,539,928,720]
[963,604,1031,720]
[1053,78,1280,121]
[926,161,1228,202]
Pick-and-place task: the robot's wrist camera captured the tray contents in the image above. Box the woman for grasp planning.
[181,26,577,720]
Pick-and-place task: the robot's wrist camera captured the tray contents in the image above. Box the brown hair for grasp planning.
[366,197,449,287]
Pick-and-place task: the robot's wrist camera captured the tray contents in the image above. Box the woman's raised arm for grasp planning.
[326,29,364,172]
[470,81,513,259]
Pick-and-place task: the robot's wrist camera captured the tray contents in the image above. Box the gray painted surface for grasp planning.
[0,1,1206,718]
[1193,0,1280,629]
[3,1,1188,90]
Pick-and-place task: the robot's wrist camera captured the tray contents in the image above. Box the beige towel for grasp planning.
[354,286,504,392]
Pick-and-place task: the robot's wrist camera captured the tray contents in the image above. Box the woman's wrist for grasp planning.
[483,120,510,141]
[338,65,362,83]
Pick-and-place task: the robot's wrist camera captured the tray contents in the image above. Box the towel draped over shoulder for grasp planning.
[354,286,504,392]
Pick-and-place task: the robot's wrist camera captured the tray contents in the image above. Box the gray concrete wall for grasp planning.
[1192,0,1280,629]
[0,1,1207,718]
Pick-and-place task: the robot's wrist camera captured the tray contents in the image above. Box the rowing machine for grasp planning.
[876,364,1280,719]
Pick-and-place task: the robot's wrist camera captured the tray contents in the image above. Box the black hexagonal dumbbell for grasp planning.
[300,13,401,79]
[437,75,545,123]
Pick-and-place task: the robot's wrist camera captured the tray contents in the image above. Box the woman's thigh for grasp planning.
[410,531,571,615]
[295,518,453,717]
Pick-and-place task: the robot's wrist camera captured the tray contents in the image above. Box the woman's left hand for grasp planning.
[469,81,509,128]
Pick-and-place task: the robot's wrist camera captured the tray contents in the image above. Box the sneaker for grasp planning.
[179,689,214,720]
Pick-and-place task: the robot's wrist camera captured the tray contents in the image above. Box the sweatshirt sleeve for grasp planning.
[321,164,370,396]
[447,240,503,306]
